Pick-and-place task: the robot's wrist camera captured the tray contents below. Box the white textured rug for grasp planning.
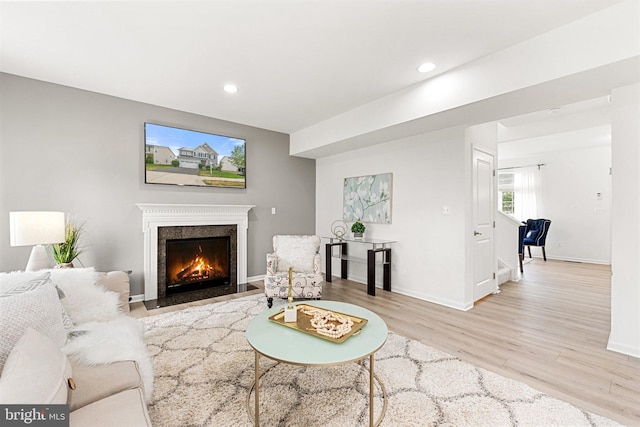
[142,294,619,427]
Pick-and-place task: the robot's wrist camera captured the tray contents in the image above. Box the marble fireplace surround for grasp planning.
[137,203,254,301]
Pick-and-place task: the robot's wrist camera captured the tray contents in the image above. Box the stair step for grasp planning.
[497,266,511,285]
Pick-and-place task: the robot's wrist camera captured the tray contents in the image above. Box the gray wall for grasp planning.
[0,73,316,296]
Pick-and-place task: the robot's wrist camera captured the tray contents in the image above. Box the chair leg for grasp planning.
[519,254,523,273]
[267,297,273,308]
[527,246,532,258]
[542,246,547,261]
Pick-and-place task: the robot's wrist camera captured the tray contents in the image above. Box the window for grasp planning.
[498,171,515,215]
[498,167,539,220]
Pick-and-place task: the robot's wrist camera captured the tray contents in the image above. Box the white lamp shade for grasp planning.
[9,211,66,246]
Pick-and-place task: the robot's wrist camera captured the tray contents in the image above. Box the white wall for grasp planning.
[498,140,612,264]
[608,83,640,358]
[316,126,472,310]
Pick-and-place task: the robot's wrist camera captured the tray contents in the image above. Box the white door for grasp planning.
[473,148,496,301]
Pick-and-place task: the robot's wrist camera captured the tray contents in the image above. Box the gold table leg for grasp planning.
[255,351,260,426]
[369,354,374,427]
[247,354,386,426]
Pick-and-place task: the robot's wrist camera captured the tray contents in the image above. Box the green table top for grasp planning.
[246,300,388,366]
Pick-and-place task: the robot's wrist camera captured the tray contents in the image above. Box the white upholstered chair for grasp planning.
[264,235,323,308]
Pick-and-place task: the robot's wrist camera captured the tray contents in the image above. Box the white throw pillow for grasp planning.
[0,271,74,331]
[0,328,73,404]
[273,235,320,272]
[0,279,67,372]
[49,268,121,324]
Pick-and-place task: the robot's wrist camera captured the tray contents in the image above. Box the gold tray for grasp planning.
[268,304,368,343]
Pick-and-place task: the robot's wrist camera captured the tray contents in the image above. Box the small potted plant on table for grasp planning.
[351,221,366,240]
[51,218,83,268]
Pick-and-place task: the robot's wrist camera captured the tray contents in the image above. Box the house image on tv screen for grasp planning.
[219,156,240,172]
[146,144,177,165]
[178,143,218,169]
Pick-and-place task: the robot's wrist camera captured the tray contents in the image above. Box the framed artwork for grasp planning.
[343,173,392,223]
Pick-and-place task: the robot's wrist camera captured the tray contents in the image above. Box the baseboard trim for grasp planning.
[130,294,145,303]
[391,287,473,311]
[532,255,611,265]
[247,274,265,283]
[607,340,640,358]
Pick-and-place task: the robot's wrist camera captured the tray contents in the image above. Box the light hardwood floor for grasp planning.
[132,259,640,425]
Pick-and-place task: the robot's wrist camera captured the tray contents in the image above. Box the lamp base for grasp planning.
[25,245,51,272]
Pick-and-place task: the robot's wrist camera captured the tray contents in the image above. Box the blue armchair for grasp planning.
[522,218,552,262]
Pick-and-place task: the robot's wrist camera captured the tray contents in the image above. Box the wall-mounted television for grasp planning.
[144,122,246,189]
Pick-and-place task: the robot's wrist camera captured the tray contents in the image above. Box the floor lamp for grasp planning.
[9,211,66,271]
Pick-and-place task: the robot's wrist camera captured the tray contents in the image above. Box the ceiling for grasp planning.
[0,0,626,134]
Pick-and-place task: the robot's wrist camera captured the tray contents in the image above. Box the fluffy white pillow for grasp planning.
[49,268,121,324]
[0,328,73,404]
[0,279,67,372]
[273,235,320,272]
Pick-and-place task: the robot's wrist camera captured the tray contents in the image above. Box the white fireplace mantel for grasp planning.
[137,203,255,301]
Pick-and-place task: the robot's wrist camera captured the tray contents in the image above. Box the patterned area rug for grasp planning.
[142,294,619,427]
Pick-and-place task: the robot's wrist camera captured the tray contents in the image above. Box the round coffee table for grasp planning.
[246,300,388,426]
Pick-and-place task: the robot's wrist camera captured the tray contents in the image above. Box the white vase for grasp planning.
[55,262,74,269]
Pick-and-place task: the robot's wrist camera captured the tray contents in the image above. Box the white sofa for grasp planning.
[0,268,152,426]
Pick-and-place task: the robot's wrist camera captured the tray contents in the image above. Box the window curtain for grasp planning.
[513,166,538,221]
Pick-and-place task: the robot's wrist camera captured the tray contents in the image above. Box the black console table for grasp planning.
[324,237,395,296]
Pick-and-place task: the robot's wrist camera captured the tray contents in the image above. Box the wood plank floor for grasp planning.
[132,259,640,426]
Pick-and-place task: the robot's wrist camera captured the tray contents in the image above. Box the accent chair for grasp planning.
[264,235,323,308]
[522,218,552,262]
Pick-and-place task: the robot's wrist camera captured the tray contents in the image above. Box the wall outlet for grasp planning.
[271,207,276,215]
[441,205,451,215]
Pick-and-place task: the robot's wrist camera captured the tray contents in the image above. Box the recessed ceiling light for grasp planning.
[224,84,238,94]
[418,62,436,73]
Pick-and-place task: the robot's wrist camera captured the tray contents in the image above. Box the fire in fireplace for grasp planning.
[165,236,230,294]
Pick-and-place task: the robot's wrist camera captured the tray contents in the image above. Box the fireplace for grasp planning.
[156,224,237,301]
[165,236,231,294]
[137,203,255,303]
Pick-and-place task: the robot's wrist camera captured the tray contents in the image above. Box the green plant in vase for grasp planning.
[351,221,365,240]
[51,219,83,268]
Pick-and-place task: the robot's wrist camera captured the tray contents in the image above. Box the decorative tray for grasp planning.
[268,304,368,343]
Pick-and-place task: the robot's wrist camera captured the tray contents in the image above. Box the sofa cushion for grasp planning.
[68,360,144,411]
[273,235,321,273]
[0,275,67,371]
[63,316,154,403]
[69,388,152,427]
[0,328,72,404]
